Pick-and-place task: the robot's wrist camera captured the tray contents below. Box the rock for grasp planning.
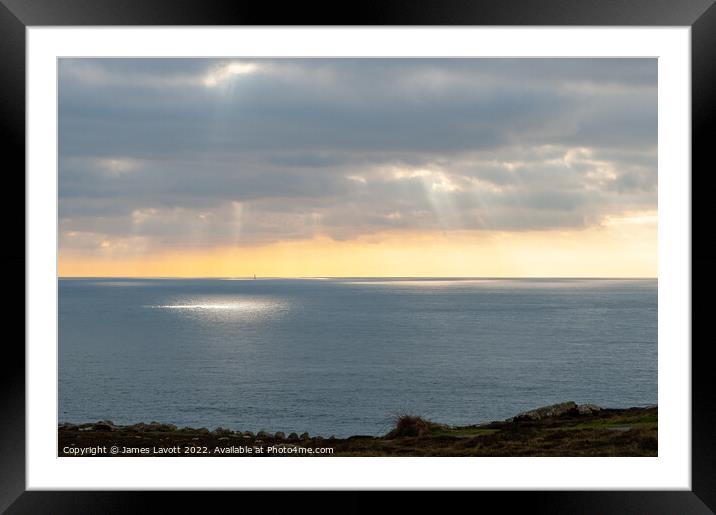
[287,432,299,441]
[242,431,255,438]
[509,402,578,422]
[314,436,324,443]
[93,422,115,432]
[135,422,177,432]
[299,432,310,440]
[256,431,270,439]
[213,427,233,436]
[577,403,602,415]
[218,437,229,441]
[59,423,78,431]
[274,432,286,440]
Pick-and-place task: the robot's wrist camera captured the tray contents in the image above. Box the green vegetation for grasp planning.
[58,404,658,457]
[429,427,501,438]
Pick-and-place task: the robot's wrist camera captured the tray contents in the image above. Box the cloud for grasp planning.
[58,58,657,256]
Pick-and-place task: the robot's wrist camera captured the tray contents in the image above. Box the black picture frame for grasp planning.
[3,1,713,512]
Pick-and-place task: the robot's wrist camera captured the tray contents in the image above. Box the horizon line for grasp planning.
[57,275,658,280]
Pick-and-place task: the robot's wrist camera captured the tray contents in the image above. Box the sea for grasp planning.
[59,277,657,437]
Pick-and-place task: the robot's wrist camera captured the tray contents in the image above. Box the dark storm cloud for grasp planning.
[58,58,657,253]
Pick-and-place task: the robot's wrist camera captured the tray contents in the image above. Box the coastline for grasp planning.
[58,402,657,457]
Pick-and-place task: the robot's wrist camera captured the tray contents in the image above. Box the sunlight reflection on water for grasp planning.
[145,298,285,314]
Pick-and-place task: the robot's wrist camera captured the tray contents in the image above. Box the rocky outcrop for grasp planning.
[93,420,116,431]
[577,403,602,415]
[507,402,603,422]
[508,401,578,422]
[70,421,117,432]
[125,422,178,432]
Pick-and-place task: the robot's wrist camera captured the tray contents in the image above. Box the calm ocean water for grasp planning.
[59,278,657,437]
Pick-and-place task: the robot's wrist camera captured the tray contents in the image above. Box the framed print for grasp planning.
[4,0,714,512]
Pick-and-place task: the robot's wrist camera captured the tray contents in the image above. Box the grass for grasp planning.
[429,427,501,438]
[544,411,658,431]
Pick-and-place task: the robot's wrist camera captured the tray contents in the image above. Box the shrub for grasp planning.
[386,415,435,438]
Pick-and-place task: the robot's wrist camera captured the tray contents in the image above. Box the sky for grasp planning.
[58,58,657,277]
